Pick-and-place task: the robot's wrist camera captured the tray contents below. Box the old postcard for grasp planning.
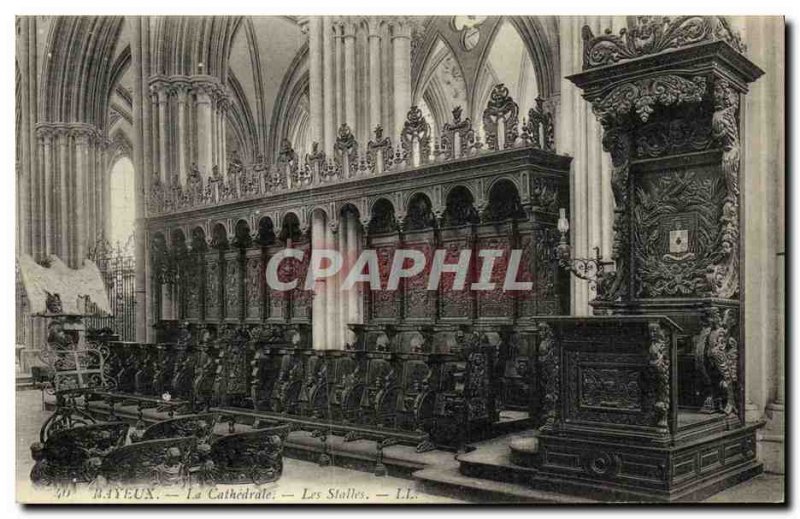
[14,13,785,504]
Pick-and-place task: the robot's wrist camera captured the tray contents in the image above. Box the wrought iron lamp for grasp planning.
[553,208,613,289]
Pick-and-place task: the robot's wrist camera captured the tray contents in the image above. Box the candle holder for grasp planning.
[553,208,614,290]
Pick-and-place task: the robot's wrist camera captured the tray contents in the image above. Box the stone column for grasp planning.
[17,19,31,256]
[150,89,159,175]
[345,212,362,343]
[337,215,348,349]
[141,16,152,198]
[195,84,214,175]
[220,99,228,168]
[157,86,169,182]
[311,210,326,350]
[96,139,109,240]
[29,19,40,257]
[739,15,784,473]
[356,21,370,147]
[131,16,149,342]
[74,130,89,264]
[217,99,224,169]
[335,21,344,127]
[210,94,218,168]
[325,221,338,349]
[39,128,54,256]
[57,128,70,263]
[391,17,412,139]
[86,137,95,245]
[557,16,620,316]
[89,139,98,241]
[308,17,324,151]
[366,17,382,135]
[176,83,189,184]
[323,17,336,154]
[381,21,394,138]
[343,20,357,129]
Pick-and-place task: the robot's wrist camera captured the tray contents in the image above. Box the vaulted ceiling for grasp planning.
[32,16,559,167]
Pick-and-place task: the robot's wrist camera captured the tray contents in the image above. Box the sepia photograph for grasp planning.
[11,9,786,506]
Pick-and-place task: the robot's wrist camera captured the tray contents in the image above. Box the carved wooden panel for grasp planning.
[224,253,242,321]
[632,166,726,299]
[403,241,434,320]
[371,245,398,320]
[266,247,285,320]
[438,238,472,319]
[551,319,674,434]
[290,242,312,320]
[564,349,652,427]
[225,330,251,403]
[534,228,560,315]
[205,255,221,320]
[185,254,204,320]
[633,110,713,160]
[579,365,642,412]
[517,233,537,317]
[244,251,263,320]
[476,235,512,318]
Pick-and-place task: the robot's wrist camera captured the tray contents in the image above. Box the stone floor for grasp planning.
[16,389,784,504]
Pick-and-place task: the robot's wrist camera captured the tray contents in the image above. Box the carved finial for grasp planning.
[482,84,519,150]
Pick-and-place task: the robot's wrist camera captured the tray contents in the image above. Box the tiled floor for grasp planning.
[16,389,784,504]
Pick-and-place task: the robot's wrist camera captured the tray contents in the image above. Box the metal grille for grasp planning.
[86,236,137,341]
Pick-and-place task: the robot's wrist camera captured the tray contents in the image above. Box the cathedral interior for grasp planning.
[14,15,785,503]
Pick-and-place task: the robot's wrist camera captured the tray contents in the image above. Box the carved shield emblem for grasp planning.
[669,229,689,255]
